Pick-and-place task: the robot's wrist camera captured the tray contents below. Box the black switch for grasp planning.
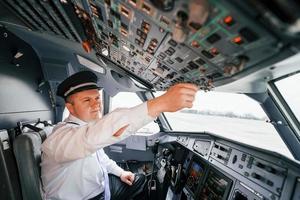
[239,27,259,43]
[168,47,175,54]
[167,59,174,64]
[189,22,202,31]
[165,47,175,56]
[162,65,170,71]
[251,173,261,180]
[121,22,128,30]
[166,72,177,79]
[232,155,237,164]
[180,68,188,73]
[97,7,104,21]
[265,166,277,174]
[114,12,121,20]
[158,52,166,59]
[97,24,103,31]
[107,20,113,28]
[256,162,265,169]
[241,154,247,161]
[195,58,206,65]
[136,29,142,36]
[168,39,177,47]
[207,33,221,44]
[210,72,222,79]
[175,57,183,63]
[201,50,214,59]
[266,180,274,187]
[247,157,254,168]
[110,9,120,20]
[219,146,228,152]
[187,61,199,70]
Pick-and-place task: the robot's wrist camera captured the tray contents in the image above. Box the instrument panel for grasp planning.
[155,134,300,200]
[2,0,299,91]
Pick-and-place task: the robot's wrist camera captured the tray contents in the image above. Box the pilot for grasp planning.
[41,70,198,200]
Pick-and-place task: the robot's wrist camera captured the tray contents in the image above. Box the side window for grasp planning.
[110,92,160,135]
[275,72,300,124]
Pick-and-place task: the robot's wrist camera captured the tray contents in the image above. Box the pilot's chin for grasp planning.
[92,112,101,119]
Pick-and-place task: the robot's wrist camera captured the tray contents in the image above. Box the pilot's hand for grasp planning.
[120,171,135,186]
[147,83,198,117]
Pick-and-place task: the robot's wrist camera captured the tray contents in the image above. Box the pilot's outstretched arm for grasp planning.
[42,102,153,163]
[42,83,198,163]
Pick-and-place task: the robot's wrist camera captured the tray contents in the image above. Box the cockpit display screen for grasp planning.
[198,169,232,200]
[186,160,205,194]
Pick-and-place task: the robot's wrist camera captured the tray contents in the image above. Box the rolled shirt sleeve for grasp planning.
[96,149,124,177]
[42,102,154,163]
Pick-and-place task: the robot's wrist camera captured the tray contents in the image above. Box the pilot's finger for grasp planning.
[183,95,195,103]
[125,179,132,185]
[180,88,196,96]
[173,83,198,91]
[124,178,133,186]
[185,102,194,108]
[129,174,135,182]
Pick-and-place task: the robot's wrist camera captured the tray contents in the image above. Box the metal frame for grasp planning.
[266,81,300,160]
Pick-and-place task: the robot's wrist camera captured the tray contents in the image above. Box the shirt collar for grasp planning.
[64,114,87,126]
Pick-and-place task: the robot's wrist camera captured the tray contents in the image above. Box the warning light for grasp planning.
[223,16,235,26]
[191,40,200,48]
[82,40,92,53]
[210,47,219,55]
[232,36,243,45]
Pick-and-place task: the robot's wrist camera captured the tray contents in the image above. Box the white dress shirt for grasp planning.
[41,103,154,200]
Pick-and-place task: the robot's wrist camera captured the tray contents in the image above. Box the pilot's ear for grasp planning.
[65,102,75,115]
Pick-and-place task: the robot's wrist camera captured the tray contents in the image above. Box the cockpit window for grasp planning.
[154,91,293,159]
[110,92,160,135]
[275,72,300,125]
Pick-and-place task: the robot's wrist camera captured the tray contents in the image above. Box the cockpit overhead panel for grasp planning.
[2,0,299,91]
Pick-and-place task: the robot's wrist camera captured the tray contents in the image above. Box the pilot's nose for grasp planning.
[91,99,101,109]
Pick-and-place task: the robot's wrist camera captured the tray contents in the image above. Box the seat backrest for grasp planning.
[13,132,45,200]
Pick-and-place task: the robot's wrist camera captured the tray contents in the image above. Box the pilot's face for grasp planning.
[65,89,102,122]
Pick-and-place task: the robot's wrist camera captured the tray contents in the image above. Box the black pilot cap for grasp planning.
[56,71,101,99]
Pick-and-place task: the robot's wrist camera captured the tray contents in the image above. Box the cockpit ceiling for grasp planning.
[1,0,300,91]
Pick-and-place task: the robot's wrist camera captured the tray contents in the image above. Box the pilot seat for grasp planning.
[13,126,48,200]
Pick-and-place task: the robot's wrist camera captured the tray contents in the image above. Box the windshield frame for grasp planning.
[267,74,300,158]
[271,72,300,138]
